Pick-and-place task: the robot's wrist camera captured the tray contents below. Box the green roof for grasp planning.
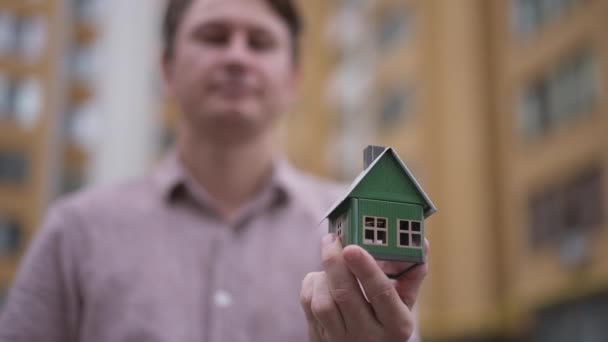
[324,147,437,219]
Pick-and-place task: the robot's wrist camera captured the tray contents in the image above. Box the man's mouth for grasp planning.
[211,82,256,98]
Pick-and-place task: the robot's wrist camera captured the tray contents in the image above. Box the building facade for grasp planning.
[297,0,608,341]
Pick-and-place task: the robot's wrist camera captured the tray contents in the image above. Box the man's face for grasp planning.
[164,0,298,144]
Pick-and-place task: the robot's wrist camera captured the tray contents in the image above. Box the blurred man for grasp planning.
[0,0,427,341]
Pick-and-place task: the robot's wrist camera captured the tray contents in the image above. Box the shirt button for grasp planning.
[213,289,233,308]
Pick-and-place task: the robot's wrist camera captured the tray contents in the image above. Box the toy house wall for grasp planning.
[356,198,425,263]
[328,202,351,244]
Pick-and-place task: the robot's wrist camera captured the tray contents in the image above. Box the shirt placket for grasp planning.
[208,220,253,342]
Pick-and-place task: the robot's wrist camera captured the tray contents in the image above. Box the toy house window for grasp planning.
[336,220,343,239]
[363,216,388,246]
[397,220,422,248]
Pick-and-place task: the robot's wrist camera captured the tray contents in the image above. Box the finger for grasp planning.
[311,272,346,340]
[300,272,323,342]
[394,240,430,310]
[320,234,374,328]
[343,245,415,340]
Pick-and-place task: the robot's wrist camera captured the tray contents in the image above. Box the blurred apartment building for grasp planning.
[0,0,75,303]
[0,0,606,341]
[318,0,607,341]
[0,0,162,304]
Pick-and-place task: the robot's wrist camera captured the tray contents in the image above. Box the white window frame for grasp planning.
[363,216,388,246]
[397,219,423,249]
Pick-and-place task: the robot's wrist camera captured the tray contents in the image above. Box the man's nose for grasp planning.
[222,34,253,71]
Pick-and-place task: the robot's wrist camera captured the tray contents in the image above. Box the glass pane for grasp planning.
[400,233,409,246]
[70,44,96,81]
[399,220,409,231]
[365,217,375,227]
[19,15,46,63]
[0,12,17,56]
[61,168,85,195]
[0,74,13,117]
[377,218,386,228]
[68,101,99,149]
[412,234,422,247]
[380,84,414,128]
[14,77,42,129]
[75,0,101,20]
[377,230,386,244]
[364,228,374,242]
[376,10,411,51]
[411,221,421,232]
[0,151,28,183]
[0,216,21,255]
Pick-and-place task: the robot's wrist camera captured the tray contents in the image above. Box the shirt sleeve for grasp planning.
[0,204,83,342]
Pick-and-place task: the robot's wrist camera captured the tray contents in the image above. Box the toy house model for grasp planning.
[324,146,437,264]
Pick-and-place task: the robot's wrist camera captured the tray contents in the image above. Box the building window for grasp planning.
[397,220,423,248]
[563,167,603,231]
[0,75,42,128]
[512,0,585,37]
[519,50,598,140]
[0,215,21,256]
[0,11,18,57]
[519,78,551,137]
[74,0,101,20]
[528,166,603,247]
[0,74,17,120]
[529,187,562,247]
[0,13,46,62]
[0,151,29,184]
[379,84,414,128]
[550,51,597,122]
[70,43,96,81]
[67,101,98,149]
[14,77,43,129]
[363,216,388,246]
[17,15,46,63]
[61,168,85,195]
[376,9,412,51]
[533,292,608,342]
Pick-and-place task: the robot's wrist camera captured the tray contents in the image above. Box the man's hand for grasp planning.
[300,234,428,342]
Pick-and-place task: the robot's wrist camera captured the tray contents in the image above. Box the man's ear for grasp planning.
[286,65,301,104]
[162,52,175,97]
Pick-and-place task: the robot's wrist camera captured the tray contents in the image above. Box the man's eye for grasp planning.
[195,29,229,46]
[249,34,276,52]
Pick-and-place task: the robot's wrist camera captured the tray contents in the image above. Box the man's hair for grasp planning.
[162,0,303,63]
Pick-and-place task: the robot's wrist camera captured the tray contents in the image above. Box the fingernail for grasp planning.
[322,233,336,245]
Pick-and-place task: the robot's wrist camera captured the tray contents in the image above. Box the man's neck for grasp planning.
[176,126,276,220]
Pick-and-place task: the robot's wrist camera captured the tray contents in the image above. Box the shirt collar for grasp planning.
[152,150,299,213]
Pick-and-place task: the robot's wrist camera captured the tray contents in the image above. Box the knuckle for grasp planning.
[367,286,396,306]
[299,274,315,307]
[391,321,414,341]
[330,287,358,305]
[299,289,312,308]
[310,297,336,320]
[399,292,416,308]
[351,327,383,342]
[321,251,339,269]
[301,272,315,288]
